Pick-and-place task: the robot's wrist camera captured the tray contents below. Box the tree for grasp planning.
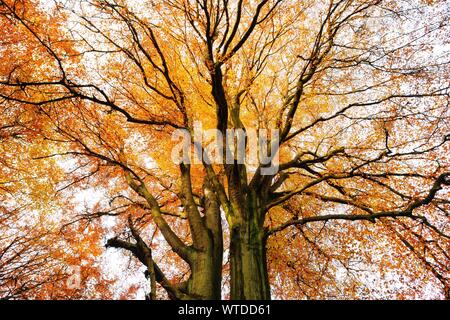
[0,99,114,299]
[0,0,449,300]
[0,0,113,299]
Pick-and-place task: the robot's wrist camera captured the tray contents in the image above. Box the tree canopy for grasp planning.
[0,0,449,299]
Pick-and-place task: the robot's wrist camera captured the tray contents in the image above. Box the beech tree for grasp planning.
[0,0,114,299]
[0,0,449,299]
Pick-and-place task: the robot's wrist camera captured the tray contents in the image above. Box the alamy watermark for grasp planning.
[171,122,279,175]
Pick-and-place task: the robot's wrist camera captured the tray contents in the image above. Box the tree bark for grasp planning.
[229,225,270,300]
[183,176,223,300]
[187,249,221,300]
[229,191,271,300]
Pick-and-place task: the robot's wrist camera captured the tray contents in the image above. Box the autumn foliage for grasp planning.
[0,0,449,299]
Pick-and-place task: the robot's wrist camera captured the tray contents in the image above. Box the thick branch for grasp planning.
[267,172,450,237]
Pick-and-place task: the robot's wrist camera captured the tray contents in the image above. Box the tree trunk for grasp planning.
[183,176,223,300]
[187,249,222,300]
[229,191,271,300]
[230,226,270,299]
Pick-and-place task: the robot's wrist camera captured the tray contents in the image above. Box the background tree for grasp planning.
[0,0,114,299]
[0,0,449,299]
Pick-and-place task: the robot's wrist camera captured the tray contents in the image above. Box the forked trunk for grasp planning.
[184,176,223,300]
